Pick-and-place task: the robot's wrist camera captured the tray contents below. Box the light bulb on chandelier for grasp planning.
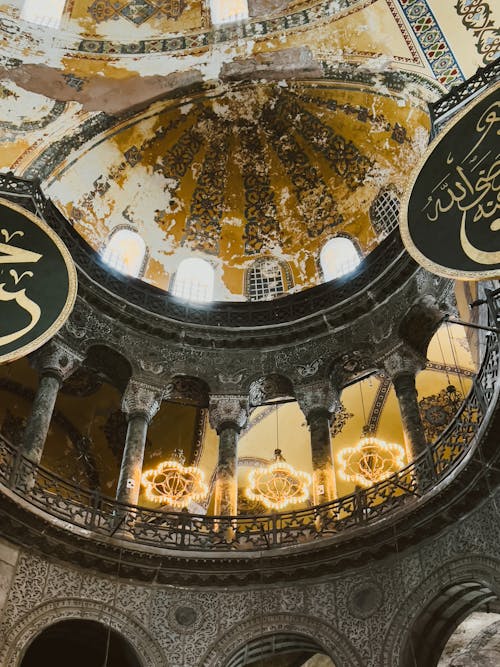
[141,449,208,509]
[245,448,312,511]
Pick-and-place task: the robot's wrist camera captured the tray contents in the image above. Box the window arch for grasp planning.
[320,237,361,281]
[210,0,248,25]
[370,187,401,239]
[171,257,214,303]
[246,258,293,301]
[101,229,146,278]
[21,0,66,28]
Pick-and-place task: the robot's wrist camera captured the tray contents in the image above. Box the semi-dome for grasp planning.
[47,81,429,299]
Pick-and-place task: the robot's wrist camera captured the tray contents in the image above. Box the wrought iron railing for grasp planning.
[429,59,499,137]
[0,310,498,552]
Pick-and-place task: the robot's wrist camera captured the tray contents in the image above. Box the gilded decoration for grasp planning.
[88,0,186,24]
[419,386,464,442]
[48,82,430,298]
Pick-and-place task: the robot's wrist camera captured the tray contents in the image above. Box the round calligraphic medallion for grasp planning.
[401,83,500,280]
[0,198,77,364]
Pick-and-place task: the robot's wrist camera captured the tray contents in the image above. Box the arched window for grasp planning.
[171,257,214,303]
[370,187,401,239]
[21,0,66,28]
[210,0,248,24]
[101,229,146,278]
[246,258,292,301]
[320,237,361,281]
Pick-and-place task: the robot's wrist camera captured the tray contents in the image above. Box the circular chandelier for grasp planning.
[141,449,208,508]
[245,449,312,511]
[337,436,405,488]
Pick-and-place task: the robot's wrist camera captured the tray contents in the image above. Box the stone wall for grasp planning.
[0,488,499,667]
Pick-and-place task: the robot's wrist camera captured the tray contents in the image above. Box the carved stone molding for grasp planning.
[32,341,83,383]
[296,380,340,420]
[200,613,364,667]
[209,395,249,433]
[382,345,427,381]
[121,379,163,423]
[0,598,166,667]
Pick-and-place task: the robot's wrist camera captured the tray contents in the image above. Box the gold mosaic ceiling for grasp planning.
[48,81,430,297]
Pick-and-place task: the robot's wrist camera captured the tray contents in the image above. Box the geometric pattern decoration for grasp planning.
[245,449,312,510]
[455,0,500,65]
[88,0,185,24]
[141,450,208,508]
[419,385,464,442]
[337,436,406,488]
[79,0,372,53]
[398,0,464,86]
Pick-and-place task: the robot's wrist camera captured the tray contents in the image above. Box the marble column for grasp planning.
[209,396,248,517]
[20,343,81,471]
[116,380,163,507]
[297,380,340,506]
[384,348,428,461]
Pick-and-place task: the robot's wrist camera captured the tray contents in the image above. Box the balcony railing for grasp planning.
[0,306,498,552]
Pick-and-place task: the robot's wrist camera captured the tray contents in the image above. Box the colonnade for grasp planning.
[17,341,431,514]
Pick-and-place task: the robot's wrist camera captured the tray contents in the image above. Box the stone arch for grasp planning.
[248,373,295,408]
[199,613,363,667]
[164,375,211,408]
[382,555,500,667]
[398,294,445,358]
[84,344,133,392]
[1,598,166,667]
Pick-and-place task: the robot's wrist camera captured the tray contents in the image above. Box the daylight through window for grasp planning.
[21,0,66,28]
[210,0,248,25]
[172,258,214,303]
[320,237,361,281]
[101,229,146,278]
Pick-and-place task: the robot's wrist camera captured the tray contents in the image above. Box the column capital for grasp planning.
[122,379,163,423]
[31,342,82,384]
[296,380,340,422]
[209,395,249,433]
[382,346,426,381]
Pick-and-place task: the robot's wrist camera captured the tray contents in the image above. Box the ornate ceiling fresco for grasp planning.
[47,82,429,297]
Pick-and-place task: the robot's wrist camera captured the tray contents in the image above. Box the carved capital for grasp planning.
[32,342,82,383]
[296,380,340,421]
[209,395,249,433]
[121,379,163,423]
[382,346,426,380]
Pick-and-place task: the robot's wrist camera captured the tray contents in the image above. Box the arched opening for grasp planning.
[20,619,142,667]
[320,237,361,282]
[101,229,147,278]
[225,633,336,667]
[171,257,215,303]
[401,581,498,667]
[438,609,500,666]
[21,0,66,28]
[246,258,292,301]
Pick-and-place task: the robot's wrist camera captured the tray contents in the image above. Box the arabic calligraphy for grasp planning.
[0,228,43,347]
[0,197,77,364]
[421,100,500,266]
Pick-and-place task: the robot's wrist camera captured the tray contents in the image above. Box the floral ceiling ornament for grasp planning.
[337,437,405,488]
[419,385,464,441]
[141,449,208,508]
[246,449,312,511]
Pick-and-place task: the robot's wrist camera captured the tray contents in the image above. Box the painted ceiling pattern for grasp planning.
[49,82,428,296]
[88,0,187,24]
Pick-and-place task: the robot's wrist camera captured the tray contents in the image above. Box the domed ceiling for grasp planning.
[48,81,429,298]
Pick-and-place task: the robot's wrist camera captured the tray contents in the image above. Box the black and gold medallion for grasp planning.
[401,83,500,280]
[0,198,77,364]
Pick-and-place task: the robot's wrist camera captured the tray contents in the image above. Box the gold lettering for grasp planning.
[0,283,41,346]
[0,241,42,264]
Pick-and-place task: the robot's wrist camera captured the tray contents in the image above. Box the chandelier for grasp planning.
[141,449,208,508]
[245,449,312,511]
[337,437,405,488]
